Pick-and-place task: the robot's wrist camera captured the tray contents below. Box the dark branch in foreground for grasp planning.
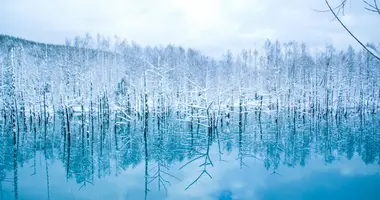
[324,0,380,61]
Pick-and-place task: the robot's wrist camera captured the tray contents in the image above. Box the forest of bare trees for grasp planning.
[1,34,379,124]
[0,33,379,199]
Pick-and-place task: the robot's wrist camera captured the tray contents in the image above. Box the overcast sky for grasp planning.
[1,0,379,57]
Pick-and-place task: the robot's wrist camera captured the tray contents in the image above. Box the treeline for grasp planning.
[0,34,379,129]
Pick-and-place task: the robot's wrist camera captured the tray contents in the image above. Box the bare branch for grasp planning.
[179,155,204,170]
[313,0,348,13]
[363,0,380,15]
[325,0,380,61]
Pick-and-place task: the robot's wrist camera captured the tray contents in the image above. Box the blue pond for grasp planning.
[0,113,379,200]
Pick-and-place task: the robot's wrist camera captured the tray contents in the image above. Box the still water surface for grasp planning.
[1,113,379,200]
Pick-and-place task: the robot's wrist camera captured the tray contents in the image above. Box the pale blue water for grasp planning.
[1,113,379,200]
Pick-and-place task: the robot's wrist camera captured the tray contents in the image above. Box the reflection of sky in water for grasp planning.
[1,114,380,200]
[2,148,380,200]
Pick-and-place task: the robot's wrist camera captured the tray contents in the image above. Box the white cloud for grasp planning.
[0,0,379,57]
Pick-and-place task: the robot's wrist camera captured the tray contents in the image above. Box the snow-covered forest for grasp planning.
[2,0,380,198]
[1,33,380,199]
[1,34,379,121]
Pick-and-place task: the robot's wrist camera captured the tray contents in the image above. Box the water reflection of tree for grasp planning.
[180,128,214,191]
[0,111,378,197]
[263,119,284,175]
[237,114,262,169]
[148,119,181,194]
